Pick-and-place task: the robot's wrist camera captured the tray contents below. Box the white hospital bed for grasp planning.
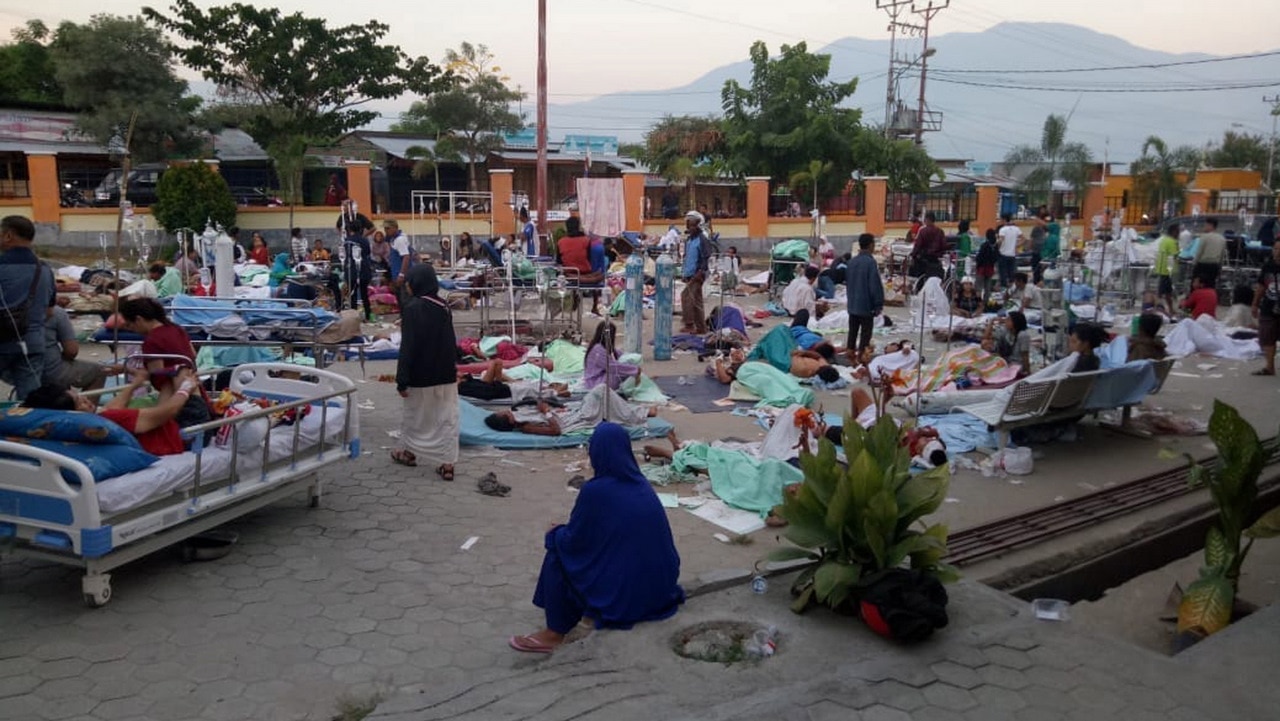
[0,363,360,607]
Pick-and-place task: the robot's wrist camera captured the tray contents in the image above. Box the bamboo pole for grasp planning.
[111,112,139,365]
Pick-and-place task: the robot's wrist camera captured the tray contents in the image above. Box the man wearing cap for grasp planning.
[385,219,416,291]
[680,211,712,334]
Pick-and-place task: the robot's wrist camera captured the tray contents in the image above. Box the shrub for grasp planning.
[152,162,236,235]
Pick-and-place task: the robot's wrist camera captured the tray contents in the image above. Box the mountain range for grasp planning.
[538,22,1280,165]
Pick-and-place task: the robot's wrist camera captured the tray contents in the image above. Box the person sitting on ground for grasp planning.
[1127,313,1168,362]
[583,321,646,391]
[782,265,826,318]
[483,383,658,437]
[1069,322,1107,372]
[1180,275,1218,320]
[1010,272,1041,311]
[1223,285,1256,329]
[951,277,984,319]
[22,367,200,457]
[509,422,684,654]
[458,359,569,402]
[42,306,112,391]
[981,311,1032,374]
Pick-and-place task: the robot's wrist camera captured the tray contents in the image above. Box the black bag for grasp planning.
[858,569,949,643]
[0,261,44,345]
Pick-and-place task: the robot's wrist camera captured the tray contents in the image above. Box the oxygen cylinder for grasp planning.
[654,251,675,361]
[623,252,645,355]
[214,230,235,298]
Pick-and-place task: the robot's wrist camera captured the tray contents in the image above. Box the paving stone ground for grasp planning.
[3,297,1280,720]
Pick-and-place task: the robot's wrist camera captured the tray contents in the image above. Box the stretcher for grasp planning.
[0,363,360,607]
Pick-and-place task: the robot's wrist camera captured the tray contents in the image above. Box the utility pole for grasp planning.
[876,0,914,139]
[536,0,549,242]
[1265,94,1280,193]
[912,0,949,147]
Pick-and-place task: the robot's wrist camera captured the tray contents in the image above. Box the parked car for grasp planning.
[91,164,166,208]
[229,187,283,207]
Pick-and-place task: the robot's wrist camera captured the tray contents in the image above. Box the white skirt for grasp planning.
[400,383,460,466]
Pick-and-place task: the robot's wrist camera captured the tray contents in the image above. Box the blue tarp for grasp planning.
[169,294,337,327]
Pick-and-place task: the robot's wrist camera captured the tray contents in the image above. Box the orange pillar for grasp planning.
[864,176,888,236]
[746,176,770,239]
[1185,189,1209,218]
[344,161,372,216]
[1080,182,1106,239]
[490,169,515,238]
[622,170,645,232]
[27,153,59,223]
[975,184,1001,235]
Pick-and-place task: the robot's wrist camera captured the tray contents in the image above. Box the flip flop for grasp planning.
[508,634,557,654]
[390,449,416,467]
[437,464,456,481]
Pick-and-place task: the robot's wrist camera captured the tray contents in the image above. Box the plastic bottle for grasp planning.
[744,626,777,658]
[750,575,768,594]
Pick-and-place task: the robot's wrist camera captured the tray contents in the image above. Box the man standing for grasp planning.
[680,211,711,334]
[1193,217,1227,288]
[384,219,415,291]
[336,200,374,318]
[519,207,538,257]
[846,233,884,355]
[997,213,1021,289]
[1251,242,1280,376]
[910,212,947,286]
[1154,223,1180,317]
[0,216,56,400]
[1028,216,1047,283]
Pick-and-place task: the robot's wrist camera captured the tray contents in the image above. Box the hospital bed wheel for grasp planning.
[82,574,112,608]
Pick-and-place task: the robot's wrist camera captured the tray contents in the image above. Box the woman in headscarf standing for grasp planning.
[391,264,460,480]
[509,422,684,653]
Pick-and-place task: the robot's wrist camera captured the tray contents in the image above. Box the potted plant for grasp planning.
[1175,401,1280,647]
[767,415,958,614]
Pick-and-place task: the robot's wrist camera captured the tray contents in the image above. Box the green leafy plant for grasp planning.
[152,162,236,235]
[768,415,957,614]
[1177,401,1280,638]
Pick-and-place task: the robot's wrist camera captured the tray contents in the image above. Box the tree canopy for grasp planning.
[392,42,523,192]
[0,21,63,107]
[850,131,942,193]
[1205,130,1277,188]
[1004,114,1093,209]
[720,41,863,200]
[152,161,236,234]
[47,15,202,161]
[1131,135,1201,220]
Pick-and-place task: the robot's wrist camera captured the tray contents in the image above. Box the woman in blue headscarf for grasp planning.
[509,422,685,653]
[268,253,292,296]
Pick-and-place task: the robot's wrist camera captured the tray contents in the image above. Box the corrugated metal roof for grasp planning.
[0,139,106,155]
[351,134,474,163]
[213,128,268,162]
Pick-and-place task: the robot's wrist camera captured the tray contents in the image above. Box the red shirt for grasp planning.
[1181,287,1218,319]
[249,246,270,265]
[558,235,592,275]
[100,408,186,456]
[142,323,196,390]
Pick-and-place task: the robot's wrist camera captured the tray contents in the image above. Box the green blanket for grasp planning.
[746,324,796,372]
[735,362,814,408]
[675,443,804,516]
[772,239,811,261]
[544,339,586,375]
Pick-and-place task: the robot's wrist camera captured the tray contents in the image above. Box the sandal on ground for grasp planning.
[508,634,557,654]
[390,449,417,467]
[1252,368,1275,376]
[478,472,510,497]
[765,510,789,528]
[436,464,456,481]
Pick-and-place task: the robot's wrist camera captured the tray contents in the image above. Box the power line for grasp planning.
[931,49,1280,75]
[930,76,1280,93]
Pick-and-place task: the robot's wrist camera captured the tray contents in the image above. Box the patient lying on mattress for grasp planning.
[483,384,657,436]
[459,359,570,403]
[22,367,199,457]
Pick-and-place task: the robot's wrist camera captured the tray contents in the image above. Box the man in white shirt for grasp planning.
[782,265,823,317]
[1011,272,1042,310]
[997,213,1022,289]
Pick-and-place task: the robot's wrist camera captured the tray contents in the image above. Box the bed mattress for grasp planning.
[96,406,351,514]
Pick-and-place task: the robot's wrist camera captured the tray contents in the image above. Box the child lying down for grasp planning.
[483,384,659,436]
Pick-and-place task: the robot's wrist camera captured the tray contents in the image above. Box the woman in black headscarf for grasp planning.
[391,264,460,480]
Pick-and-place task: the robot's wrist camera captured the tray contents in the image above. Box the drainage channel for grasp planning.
[945,455,1254,568]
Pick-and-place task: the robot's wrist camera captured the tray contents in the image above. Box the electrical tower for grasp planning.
[875,0,948,145]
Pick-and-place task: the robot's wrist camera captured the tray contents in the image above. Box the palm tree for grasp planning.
[789,159,833,231]
[1131,136,1201,221]
[1004,114,1093,213]
[405,140,462,234]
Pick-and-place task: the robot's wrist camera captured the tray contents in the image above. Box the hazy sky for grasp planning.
[5,0,1275,98]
